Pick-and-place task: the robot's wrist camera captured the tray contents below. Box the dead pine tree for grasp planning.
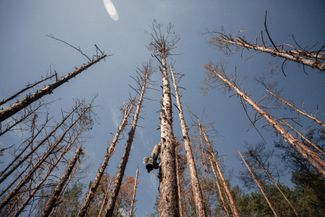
[129,168,140,217]
[198,122,239,217]
[0,53,106,123]
[170,66,206,217]
[148,22,180,217]
[0,103,81,185]
[238,151,280,217]
[77,99,134,217]
[245,145,299,217]
[205,64,325,176]
[209,12,325,72]
[265,88,325,128]
[12,136,83,217]
[102,63,152,217]
[40,147,83,217]
[0,102,92,211]
[198,133,230,217]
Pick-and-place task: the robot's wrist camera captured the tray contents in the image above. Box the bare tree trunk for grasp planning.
[239,152,280,217]
[205,64,325,176]
[98,177,114,217]
[175,153,185,217]
[281,120,325,156]
[102,65,151,217]
[0,104,80,184]
[170,66,206,217]
[247,150,299,217]
[198,122,239,217]
[12,136,81,217]
[77,100,134,217]
[0,104,90,210]
[0,54,106,122]
[129,168,139,217]
[207,154,230,217]
[40,147,83,217]
[266,89,325,128]
[0,74,56,106]
[210,34,325,71]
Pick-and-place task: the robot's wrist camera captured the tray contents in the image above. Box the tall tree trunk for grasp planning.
[170,66,206,217]
[102,65,151,217]
[0,104,90,210]
[210,34,325,71]
[210,161,231,217]
[0,54,106,122]
[239,152,280,217]
[0,104,80,184]
[175,153,185,217]
[129,168,139,217]
[77,100,134,217]
[205,64,325,176]
[157,55,179,217]
[40,147,83,217]
[198,122,239,217]
[247,150,299,217]
[266,88,325,128]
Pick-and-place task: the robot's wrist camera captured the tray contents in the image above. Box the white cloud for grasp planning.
[103,0,119,21]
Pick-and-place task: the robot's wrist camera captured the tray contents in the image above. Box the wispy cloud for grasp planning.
[103,0,119,21]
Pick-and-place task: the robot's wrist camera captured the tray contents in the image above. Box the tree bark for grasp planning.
[77,100,134,217]
[102,65,151,217]
[205,64,325,176]
[157,56,179,217]
[0,54,106,122]
[266,89,325,128]
[40,147,83,217]
[239,152,280,217]
[170,66,206,217]
[175,153,185,217]
[210,34,325,71]
[129,168,139,217]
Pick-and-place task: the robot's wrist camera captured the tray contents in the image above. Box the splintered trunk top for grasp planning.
[158,57,179,217]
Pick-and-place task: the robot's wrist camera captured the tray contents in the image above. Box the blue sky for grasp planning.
[0,0,325,216]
